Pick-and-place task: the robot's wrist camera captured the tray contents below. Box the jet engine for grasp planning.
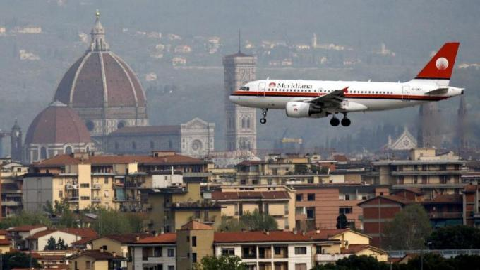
[285,102,325,118]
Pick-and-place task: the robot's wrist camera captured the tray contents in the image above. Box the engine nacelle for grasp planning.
[286,102,325,118]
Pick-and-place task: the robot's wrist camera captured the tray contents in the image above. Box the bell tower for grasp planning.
[10,120,23,162]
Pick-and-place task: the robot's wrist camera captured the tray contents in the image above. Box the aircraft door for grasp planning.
[258,82,266,97]
[402,85,410,100]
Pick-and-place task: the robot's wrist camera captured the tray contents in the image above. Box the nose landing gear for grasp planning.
[260,109,268,124]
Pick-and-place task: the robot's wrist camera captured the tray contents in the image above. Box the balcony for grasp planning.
[1,201,22,206]
[67,196,79,202]
[91,197,101,203]
[65,184,78,190]
[392,170,462,176]
[429,212,463,219]
[92,184,102,190]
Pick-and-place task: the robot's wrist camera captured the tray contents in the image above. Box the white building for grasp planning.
[128,234,176,270]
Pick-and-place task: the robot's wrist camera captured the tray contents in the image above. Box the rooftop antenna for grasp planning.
[238,29,241,53]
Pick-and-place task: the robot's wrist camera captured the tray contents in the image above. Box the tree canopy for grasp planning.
[428,225,480,249]
[382,204,432,250]
[196,255,246,270]
[1,252,40,270]
[0,211,51,229]
[91,208,145,236]
[218,209,278,232]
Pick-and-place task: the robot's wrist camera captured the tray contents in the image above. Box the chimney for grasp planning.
[112,252,117,257]
[100,247,104,253]
[315,227,320,234]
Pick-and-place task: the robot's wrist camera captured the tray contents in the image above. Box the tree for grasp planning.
[382,204,432,250]
[91,208,146,236]
[57,237,68,250]
[218,210,278,232]
[45,236,57,250]
[1,252,40,270]
[0,211,51,229]
[336,213,348,229]
[196,255,246,270]
[428,225,480,249]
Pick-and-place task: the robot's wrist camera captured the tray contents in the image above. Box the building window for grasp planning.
[65,146,73,155]
[307,194,315,201]
[345,194,350,200]
[80,196,90,200]
[117,121,126,129]
[86,120,95,131]
[274,247,281,255]
[168,266,174,270]
[80,183,90,188]
[132,141,137,150]
[339,207,353,214]
[40,147,47,160]
[192,236,197,247]
[192,253,197,263]
[294,247,307,254]
[306,208,315,219]
[85,261,91,270]
[295,264,307,270]
[167,248,175,257]
[104,178,109,184]
[222,248,235,256]
[59,191,63,198]
[154,247,162,257]
[296,194,302,201]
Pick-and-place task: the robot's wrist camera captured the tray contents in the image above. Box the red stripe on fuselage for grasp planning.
[231,91,447,101]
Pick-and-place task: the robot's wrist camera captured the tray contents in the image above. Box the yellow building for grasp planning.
[366,148,467,199]
[212,185,296,230]
[146,180,222,232]
[176,221,214,270]
[0,230,11,254]
[308,228,388,264]
[0,159,27,218]
[69,250,125,270]
[24,151,212,212]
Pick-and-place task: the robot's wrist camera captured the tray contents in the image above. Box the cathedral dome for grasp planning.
[25,101,92,145]
[53,13,146,109]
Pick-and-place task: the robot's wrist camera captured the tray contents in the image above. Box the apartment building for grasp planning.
[7,225,47,250]
[23,151,211,212]
[128,233,176,270]
[69,250,125,270]
[212,185,296,230]
[235,154,330,186]
[365,148,467,199]
[146,180,222,232]
[0,160,27,218]
[295,184,390,231]
[463,184,480,227]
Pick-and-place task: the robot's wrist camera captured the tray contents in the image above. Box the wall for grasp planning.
[132,245,176,270]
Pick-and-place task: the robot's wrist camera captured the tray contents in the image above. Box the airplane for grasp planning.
[229,42,463,126]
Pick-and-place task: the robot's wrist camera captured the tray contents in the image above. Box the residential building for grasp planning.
[0,159,27,218]
[295,185,389,231]
[145,180,222,232]
[176,221,214,270]
[212,185,296,230]
[463,185,480,227]
[0,230,11,254]
[26,228,97,251]
[69,250,125,270]
[128,233,176,270]
[33,251,71,270]
[366,148,467,199]
[7,225,48,250]
[23,151,211,212]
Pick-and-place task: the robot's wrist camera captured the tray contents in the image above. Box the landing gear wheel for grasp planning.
[260,109,268,124]
[341,118,351,126]
[330,117,340,126]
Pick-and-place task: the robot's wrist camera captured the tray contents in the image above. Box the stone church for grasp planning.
[15,12,215,163]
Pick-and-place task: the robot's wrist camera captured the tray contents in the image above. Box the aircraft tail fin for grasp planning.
[410,42,460,87]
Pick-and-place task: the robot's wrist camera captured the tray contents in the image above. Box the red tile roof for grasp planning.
[26,228,97,240]
[341,244,387,255]
[212,191,290,201]
[25,102,91,145]
[181,221,213,230]
[135,233,176,244]
[26,229,57,240]
[0,229,8,235]
[214,231,312,243]
[0,239,10,245]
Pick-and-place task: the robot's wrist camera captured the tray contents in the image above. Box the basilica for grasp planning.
[14,13,214,163]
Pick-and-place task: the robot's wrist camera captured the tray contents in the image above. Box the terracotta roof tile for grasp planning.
[214,231,311,243]
[305,229,349,240]
[341,244,387,255]
[70,250,125,261]
[0,239,10,245]
[25,102,91,145]
[135,233,176,244]
[98,233,151,244]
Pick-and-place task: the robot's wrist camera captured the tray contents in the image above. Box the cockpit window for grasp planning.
[240,86,249,91]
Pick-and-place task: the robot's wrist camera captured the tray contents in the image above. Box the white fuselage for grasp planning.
[229,80,463,114]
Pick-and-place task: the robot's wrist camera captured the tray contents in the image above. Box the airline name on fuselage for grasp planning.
[269,81,313,89]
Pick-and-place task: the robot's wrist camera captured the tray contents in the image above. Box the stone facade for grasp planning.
[181,118,214,158]
[223,52,257,152]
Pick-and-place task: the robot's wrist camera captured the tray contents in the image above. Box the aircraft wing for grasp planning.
[310,87,348,108]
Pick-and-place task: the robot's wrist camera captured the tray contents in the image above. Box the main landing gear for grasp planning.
[260,109,268,124]
[330,113,351,127]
